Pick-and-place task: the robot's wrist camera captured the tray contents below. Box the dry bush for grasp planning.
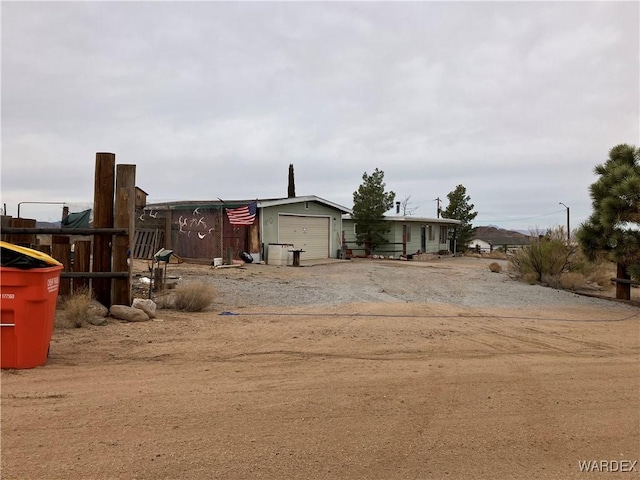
[488,262,502,273]
[567,250,614,290]
[509,227,572,282]
[173,283,216,312]
[560,272,587,291]
[523,272,538,285]
[541,274,562,289]
[486,251,508,260]
[57,287,94,328]
[585,262,615,288]
[154,293,174,310]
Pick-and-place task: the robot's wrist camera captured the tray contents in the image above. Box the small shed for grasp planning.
[135,187,148,210]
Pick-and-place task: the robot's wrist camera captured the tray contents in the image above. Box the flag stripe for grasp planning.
[225,201,257,226]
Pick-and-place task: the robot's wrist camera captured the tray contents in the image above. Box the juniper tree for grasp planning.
[577,144,640,298]
[441,185,478,252]
[352,169,395,256]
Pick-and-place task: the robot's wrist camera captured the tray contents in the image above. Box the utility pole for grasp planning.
[434,197,441,218]
[559,202,570,244]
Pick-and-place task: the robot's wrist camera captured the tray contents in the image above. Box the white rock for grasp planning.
[132,298,157,319]
[110,305,149,322]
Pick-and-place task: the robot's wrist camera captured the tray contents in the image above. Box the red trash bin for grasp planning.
[1,241,63,369]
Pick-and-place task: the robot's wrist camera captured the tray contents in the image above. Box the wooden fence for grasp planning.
[1,153,135,307]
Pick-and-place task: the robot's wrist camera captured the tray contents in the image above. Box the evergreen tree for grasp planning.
[577,144,640,296]
[352,168,395,255]
[441,185,478,252]
[288,164,296,198]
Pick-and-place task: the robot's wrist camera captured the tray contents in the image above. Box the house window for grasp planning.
[439,226,448,243]
[428,225,435,241]
[354,223,360,234]
[403,224,411,242]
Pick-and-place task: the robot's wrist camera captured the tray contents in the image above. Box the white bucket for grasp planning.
[213,258,223,267]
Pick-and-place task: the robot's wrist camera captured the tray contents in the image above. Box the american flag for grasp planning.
[225,201,257,226]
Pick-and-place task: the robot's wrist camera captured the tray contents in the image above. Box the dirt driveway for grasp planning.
[2,257,639,479]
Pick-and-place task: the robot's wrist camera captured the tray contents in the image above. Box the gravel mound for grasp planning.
[193,257,636,312]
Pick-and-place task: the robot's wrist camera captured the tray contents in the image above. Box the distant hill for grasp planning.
[473,226,531,245]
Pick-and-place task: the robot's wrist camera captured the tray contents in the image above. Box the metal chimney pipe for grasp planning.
[396,201,401,214]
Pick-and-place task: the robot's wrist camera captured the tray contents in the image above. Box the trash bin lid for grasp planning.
[0,241,63,268]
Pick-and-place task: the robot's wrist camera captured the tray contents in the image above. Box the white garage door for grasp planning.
[278,215,330,260]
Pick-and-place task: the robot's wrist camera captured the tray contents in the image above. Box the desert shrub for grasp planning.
[584,261,615,288]
[57,287,94,328]
[488,262,502,273]
[567,250,614,289]
[523,272,538,285]
[560,272,587,291]
[173,283,216,312]
[486,251,508,260]
[509,227,572,282]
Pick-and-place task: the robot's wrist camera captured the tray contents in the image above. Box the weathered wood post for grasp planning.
[113,164,136,305]
[616,263,631,300]
[92,153,115,307]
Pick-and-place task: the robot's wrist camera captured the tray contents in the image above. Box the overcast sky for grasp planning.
[2,1,638,231]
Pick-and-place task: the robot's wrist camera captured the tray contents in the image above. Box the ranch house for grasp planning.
[341,215,461,257]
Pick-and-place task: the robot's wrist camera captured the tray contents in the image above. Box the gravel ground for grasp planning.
[4,256,637,480]
[156,256,638,312]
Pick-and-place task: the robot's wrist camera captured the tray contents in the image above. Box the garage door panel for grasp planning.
[279,215,329,260]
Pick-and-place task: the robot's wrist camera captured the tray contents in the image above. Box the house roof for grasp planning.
[259,195,351,213]
[342,214,461,225]
[146,195,351,213]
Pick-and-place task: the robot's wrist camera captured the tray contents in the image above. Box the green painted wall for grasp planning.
[342,219,451,256]
[260,201,343,260]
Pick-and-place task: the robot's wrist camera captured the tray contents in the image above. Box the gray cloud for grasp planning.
[2,1,638,230]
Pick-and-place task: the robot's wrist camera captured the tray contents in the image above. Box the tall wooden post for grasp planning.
[92,153,115,307]
[616,263,631,300]
[113,164,136,305]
